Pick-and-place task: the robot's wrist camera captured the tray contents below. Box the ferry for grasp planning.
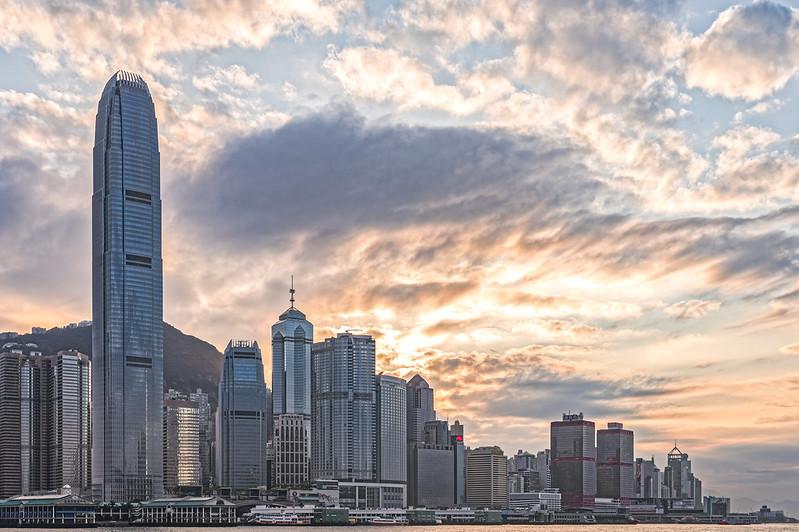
[253,513,312,525]
[367,516,409,525]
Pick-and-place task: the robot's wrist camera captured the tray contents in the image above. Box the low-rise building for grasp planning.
[138,496,236,525]
[0,494,95,526]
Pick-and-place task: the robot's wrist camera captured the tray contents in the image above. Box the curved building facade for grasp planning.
[92,71,163,502]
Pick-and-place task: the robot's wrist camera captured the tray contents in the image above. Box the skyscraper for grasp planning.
[271,281,313,486]
[596,422,634,502]
[311,333,376,481]
[50,350,92,495]
[666,443,701,507]
[376,374,406,484]
[465,446,508,509]
[92,71,163,501]
[406,374,436,443]
[551,412,596,509]
[162,390,201,491]
[188,388,214,488]
[216,340,268,489]
[450,420,466,505]
[0,350,91,498]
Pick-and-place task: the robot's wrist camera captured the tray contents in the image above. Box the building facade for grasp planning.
[408,442,454,508]
[92,70,164,501]
[50,351,92,495]
[536,449,551,490]
[271,285,313,486]
[550,413,596,509]
[275,413,309,487]
[163,392,201,491]
[596,422,634,502]
[0,350,91,498]
[311,333,376,481]
[376,374,407,484]
[216,340,268,489]
[450,421,466,506]
[423,420,450,446]
[665,444,701,507]
[465,446,508,509]
[188,389,214,488]
[406,374,435,443]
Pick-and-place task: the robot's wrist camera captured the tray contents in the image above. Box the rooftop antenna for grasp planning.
[289,275,296,309]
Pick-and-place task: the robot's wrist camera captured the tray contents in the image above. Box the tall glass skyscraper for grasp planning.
[92,71,163,502]
[311,333,376,481]
[216,340,268,489]
[271,282,313,486]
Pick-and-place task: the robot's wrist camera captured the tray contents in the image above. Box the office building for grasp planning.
[50,350,92,495]
[274,414,308,487]
[163,392,201,491]
[665,443,701,507]
[508,450,541,493]
[635,456,661,499]
[92,70,163,501]
[596,422,634,502]
[0,350,91,498]
[189,388,214,488]
[451,420,466,505]
[406,374,435,443]
[423,419,450,446]
[216,340,268,489]
[271,282,313,486]
[376,374,407,484]
[509,489,562,511]
[311,333,376,481]
[536,449,551,490]
[551,412,595,509]
[466,445,508,509]
[705,495,730,516]
[408,441,454,508]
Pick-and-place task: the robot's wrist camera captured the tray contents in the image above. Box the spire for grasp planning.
[289,275,296,309]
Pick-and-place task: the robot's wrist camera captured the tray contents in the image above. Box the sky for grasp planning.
[1,0,799,508]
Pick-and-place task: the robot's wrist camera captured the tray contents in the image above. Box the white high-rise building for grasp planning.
[376,374,406,484]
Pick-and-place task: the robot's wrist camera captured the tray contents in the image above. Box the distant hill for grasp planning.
[3,323,223,407]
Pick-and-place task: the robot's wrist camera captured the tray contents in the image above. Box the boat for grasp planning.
[253,513,312,525]
[367,516,409,525]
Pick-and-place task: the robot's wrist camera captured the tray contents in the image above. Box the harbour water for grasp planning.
[35,524,799,532]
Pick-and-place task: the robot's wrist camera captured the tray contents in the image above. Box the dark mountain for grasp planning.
[4,323,223,407]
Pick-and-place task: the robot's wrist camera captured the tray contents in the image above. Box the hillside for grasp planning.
[4,323,223,407]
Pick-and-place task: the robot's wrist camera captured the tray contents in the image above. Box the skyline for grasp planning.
[1,0,799,507]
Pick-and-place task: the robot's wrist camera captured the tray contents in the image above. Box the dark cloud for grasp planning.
[0,156,89,311]
[174,104,601,250]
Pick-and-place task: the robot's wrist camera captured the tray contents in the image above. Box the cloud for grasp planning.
[0,0,354,81]
[192,64,261,93]
[685,2,799,101]
[778,343,799,354]
[323,46,516,115]
[664,299,722,319]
